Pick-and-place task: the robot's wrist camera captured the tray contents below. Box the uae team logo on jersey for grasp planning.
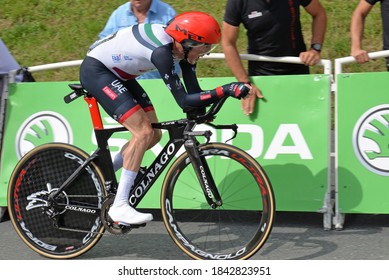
[16,111,73,159]
[352,105,389,176]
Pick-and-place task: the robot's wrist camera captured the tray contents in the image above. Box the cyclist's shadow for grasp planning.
[255,163,368,260]
[81,213,191,260]
[82,164,369,260]
[257,219,384,260]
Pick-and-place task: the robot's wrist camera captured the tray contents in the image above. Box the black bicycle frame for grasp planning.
[49,126,126,202]
[48,86,236,217]
[49,117,224,211]
[128,118,221,208]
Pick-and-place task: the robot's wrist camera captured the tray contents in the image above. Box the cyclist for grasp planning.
[79,11,251,226]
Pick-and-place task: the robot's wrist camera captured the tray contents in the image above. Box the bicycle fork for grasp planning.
[184,135,222,209]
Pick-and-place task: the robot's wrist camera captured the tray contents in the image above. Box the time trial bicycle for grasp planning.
[7,83,275,260]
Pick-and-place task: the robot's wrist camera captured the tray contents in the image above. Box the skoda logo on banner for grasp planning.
[16,111,73,159]
[352,104,389,176]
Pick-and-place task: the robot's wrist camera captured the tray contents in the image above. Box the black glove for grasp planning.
[218,82,250,99]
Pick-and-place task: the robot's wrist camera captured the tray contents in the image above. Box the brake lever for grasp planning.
[205,123,238,143]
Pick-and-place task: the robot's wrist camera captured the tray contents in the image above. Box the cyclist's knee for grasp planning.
[152,129,162,146]
[137,125,155,146]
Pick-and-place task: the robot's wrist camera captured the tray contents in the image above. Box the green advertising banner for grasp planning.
[337,72,389,213]
[0,75,330,211]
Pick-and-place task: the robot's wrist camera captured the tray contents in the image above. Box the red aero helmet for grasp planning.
[165,11,221,45]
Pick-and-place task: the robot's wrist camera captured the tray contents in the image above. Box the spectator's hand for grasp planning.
[241,83,264,116]
[299,49,321,66]
[220,82,251,99]
[351,48,370,64]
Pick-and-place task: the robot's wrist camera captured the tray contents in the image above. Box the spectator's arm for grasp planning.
[350,0,374,63]
[221,21,249,84]
[299,0,327,66]
[305,0,327,47]
[221,21,263,116]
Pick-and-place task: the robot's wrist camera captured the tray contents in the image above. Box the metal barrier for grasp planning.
[333,50,389,229]
[334,50,389,76]
[204,53,332,75]
[2,53,334,228]
[0,74,8,222]
[9,53,332,78]
[3,51,389,228]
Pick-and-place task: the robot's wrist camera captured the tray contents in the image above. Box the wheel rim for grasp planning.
[8,144,106,258]
[162,143,274,260]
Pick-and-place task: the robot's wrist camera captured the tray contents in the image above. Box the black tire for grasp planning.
[161,142,275,260]
[7,143,106,259]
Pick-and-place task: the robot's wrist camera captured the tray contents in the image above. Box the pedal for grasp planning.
[115,222,146,229]
[100,196,131,235]
[134,223,146,228]
[114,222,146,229]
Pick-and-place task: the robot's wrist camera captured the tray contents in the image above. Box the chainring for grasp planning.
[100,196,132,235]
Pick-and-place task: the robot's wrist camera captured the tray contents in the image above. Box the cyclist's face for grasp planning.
[187,44,214,64]
[172,42,215,64]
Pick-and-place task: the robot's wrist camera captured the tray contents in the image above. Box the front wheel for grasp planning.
[161,143,275,260]
[7,143,106,259]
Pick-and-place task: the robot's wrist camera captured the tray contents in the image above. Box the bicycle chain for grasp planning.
[100,196,133,235]
[48,195,145,236]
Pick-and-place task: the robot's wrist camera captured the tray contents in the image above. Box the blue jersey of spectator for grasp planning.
[99,0,177,79]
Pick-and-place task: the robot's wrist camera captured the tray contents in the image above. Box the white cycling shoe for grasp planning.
[108,203,153,225]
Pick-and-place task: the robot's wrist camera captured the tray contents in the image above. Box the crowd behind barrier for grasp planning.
[1,51,388,230]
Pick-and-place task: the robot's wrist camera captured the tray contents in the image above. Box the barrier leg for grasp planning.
[320,189,334,230]
[333,212,345,230]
